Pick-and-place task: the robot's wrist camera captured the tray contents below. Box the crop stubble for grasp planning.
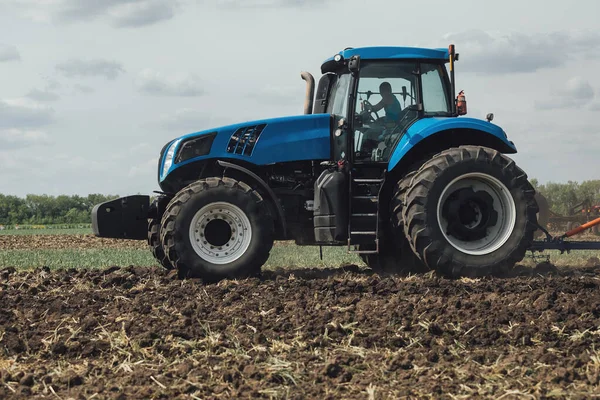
[0,262,599,399]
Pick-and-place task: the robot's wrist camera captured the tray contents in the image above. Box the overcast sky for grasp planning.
[1,0,600,197]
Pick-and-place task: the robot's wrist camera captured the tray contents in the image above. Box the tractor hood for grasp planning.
[160,113,332,182]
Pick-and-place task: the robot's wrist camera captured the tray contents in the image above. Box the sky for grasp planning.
[1,0,600,197]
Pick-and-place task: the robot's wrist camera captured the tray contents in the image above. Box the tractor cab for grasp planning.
[314,46,462,165]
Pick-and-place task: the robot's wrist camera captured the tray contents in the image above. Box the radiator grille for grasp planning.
[226,124,267,156]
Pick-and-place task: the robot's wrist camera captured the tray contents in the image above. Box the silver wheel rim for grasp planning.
[436,172,516,256]
[189,202,252,264]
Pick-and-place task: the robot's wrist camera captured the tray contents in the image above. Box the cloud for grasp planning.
[247,84,302,105]
[26,88,60,102]
[0,98,55,128]
[25,0,181,27]
[442,30,600,75]
[0,43,20,62]
[56,59,125,80]
[127,157,158,178]
[109,0,177,28]
[72,84,94,94]
[154,108,213,132]
[534,77,596,110]
[135,69,205,97]
[0,129,52,150]
[214,0,326,8]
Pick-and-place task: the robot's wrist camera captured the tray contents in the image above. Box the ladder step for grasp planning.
[353,195,378,200]
[350,231,377,235]
[353,178,384,183]
[348,249,379,254]
[347,239,379,254]
[352,213,377,217]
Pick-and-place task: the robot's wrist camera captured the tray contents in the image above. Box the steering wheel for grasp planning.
[361,100,380,123]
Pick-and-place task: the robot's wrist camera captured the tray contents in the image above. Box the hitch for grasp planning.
[530,216,600,253]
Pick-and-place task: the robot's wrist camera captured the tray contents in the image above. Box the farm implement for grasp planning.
[92,44,598,281]
[531,216,600,252]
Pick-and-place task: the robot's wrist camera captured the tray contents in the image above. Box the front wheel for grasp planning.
[402,146,538,278]
[160,177,274,282]
[148,218,173,270]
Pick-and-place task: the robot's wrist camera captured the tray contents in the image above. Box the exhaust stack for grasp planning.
[301,71,315,115]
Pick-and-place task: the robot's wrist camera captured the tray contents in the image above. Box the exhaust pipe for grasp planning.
[301,71,315,115]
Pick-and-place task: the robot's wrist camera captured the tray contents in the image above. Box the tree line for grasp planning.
[0,194,120,225]
[530,179,600,216]
[1,179,600,225]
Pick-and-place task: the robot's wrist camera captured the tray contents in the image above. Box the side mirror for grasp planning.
[401,86,408,101]
[348,55,361,74]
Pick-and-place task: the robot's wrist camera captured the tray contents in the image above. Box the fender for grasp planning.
[217,160,287,237]
[388,117,517,171]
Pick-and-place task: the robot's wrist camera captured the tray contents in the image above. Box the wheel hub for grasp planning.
[204,219,232,247]
[189,202,252,265]
[442,187,498,241]
[437,173,517,256]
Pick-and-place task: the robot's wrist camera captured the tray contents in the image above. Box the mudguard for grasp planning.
[387,117,517,171]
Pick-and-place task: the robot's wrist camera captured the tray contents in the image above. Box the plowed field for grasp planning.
[1,261,600,399]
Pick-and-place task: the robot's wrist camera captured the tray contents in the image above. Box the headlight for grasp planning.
[175,133,216,164]
[161,139,181,179]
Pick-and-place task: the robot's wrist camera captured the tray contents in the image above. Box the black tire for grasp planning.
[402,145,538,278]
[147,218,173,270]
[359,170,427,275]
[160,177,275,282]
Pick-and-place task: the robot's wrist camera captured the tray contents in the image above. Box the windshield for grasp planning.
[352,60,451,162]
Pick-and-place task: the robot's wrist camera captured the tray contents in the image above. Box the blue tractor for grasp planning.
[92,44,539,281]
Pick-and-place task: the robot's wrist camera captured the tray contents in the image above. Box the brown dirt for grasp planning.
[1,264,600,398]
[0,234,306,250]
[0,234,148,250]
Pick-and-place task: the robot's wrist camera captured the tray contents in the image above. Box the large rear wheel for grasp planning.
[160,177,274,282]
[360,170,427,275]
[402,146,538,278]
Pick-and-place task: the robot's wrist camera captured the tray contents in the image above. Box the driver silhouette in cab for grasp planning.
[366,81,401,122]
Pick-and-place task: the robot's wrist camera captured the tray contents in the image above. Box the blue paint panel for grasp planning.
[322,46,449,65]
[387,117,517,171]
[161,113,331,181]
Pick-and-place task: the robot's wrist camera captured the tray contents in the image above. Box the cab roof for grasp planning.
[321,46,451,73]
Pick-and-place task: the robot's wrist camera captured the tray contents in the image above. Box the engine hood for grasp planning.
[160,113,332,181]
